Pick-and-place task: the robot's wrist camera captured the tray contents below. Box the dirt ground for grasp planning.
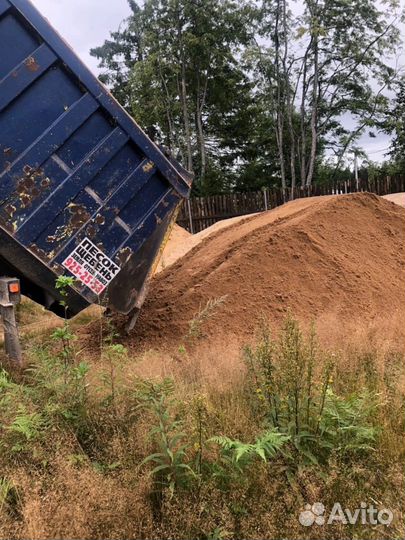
[99,192,404,351]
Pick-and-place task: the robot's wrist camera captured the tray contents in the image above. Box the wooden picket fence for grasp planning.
[177,174,405,233]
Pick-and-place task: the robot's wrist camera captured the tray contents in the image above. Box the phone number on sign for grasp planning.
[64,257,105,294]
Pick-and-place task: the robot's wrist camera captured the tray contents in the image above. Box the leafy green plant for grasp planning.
[137,379,194,497]
[6,407,46,452]
[205,526,232,540]
[244,315,380,471]
[26,348,89,433]
[210,429,289,471]
[319,389,378,454]
[99,343,127,411]
[189,393,209,477]
[52,276,76,364]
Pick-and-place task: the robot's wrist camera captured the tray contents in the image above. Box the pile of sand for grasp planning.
[158,214,261,272]
[383,192,405,208]
[159,194,405,274]
[158,225,193,271]
[119,193,404,349]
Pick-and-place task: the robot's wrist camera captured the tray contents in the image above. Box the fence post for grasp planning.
[263,188,268,211]
[187,199,194,234]
[0,277,23,367]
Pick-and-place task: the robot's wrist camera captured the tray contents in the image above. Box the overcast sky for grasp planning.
[32,0,400,164]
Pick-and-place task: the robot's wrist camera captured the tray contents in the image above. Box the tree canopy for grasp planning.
[91,0,404,195]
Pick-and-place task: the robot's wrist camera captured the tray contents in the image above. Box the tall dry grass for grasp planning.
[0,305,404,540]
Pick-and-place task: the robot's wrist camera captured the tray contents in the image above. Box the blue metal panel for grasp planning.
[16,128,129,242]
[0,0,10,17]
[0,44,57,110]
[0,0,193,317]
[0,93,98,205]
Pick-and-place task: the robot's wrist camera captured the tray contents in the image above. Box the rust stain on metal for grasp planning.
[4,204,16,217]
[116,246,132,265]
[30,243,53,261]
[45,204,90,244]
[16,169,51,209]
[46,224,69,243]
[86,224,97,238]
[95,213,105,225]
[68,203,91,228]
[25,56,39,72]
[142,160,155,173]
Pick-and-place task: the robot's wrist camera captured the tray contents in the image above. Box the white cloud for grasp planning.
[31,0,131,74]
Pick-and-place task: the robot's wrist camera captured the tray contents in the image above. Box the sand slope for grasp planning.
[383,192,405,208]
[117,193,404,348]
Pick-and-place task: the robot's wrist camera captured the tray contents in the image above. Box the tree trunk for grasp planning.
[176,8,193,173]
[281,0,296,199]
[181,59,193,172]
[275,0,287,197]
[196,72,208,185]
[306,28,319,186]
[300,55,308,186]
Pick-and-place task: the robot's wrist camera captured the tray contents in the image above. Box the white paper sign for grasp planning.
[62,237,121,295]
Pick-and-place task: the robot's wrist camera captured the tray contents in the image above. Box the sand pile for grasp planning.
[157,215,261,272]
[158,224,193,271]
[383,192,405,208]
[113,193,405,349]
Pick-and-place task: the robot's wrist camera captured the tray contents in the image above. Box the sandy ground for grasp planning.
[159,193,405,273]
[103,192,405,350]
[383,192,405,207]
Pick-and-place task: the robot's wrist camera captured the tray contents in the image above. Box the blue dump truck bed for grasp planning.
[0,0,192,318]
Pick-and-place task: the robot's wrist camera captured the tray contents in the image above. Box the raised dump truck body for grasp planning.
[0,0,192,318]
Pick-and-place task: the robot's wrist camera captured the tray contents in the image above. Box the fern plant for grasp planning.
[4,406,46,453]
[210,429,289,471]
[244,315,380,471]
[319,389,378,454]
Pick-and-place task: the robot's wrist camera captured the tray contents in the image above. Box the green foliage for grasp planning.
[210,429,289,470]
[0,369,44,455]
[319,389,377,454]
[99,343,128,410]
[6,408,46,453]
[26,348,89,434]
[91,0,402,191]
[52,276,76,363]
[244,315,379,471]
[137,379,194,496]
